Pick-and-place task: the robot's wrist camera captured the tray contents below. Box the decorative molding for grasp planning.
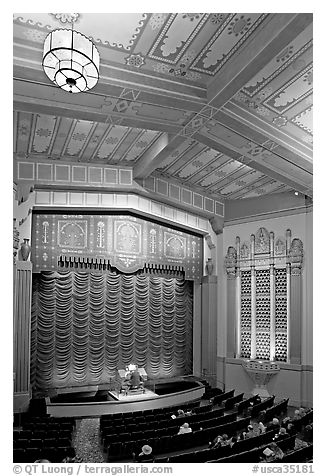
[15,160,133,187]
[225,246,237,278]
[288,238,304,271]
[205,234,216,250]
[143,176,224,218]
[33,191,211,236]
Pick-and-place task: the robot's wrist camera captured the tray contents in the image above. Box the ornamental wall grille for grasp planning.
[225,227,303,362]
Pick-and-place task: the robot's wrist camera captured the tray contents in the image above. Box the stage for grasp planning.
[45,377,205,418]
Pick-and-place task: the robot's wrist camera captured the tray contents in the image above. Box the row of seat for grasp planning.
[100,400,201,426]
[236,394,265,414]
[281,443,313,463]
[250,395,276,417]
[13,437,71,449]
[13,416,76,463]
[13,445,75,464]
[208,434,296,462]
[103,411,238,449]
[223,392,244,411]
[100,388,238,438]
[101,406,225,437]
[106,415,251,461]
[210,389,235,406]
[14,429,72,441]
[262,398,289,422]
[155,429,277,463]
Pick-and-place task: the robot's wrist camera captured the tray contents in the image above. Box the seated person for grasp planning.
[258,421,267,434]
[261,442,284,462]
[286,422,296,436]
[282,416,291,427]
[274,427,289,441]
[227,435,238,448]
[244,424,255,439]
[209,434,222,448]
[129,369,142,387]
[293,409,301,421]
[209,433,228,448]
[303,424,313,442]
[267,418,281,433]
[133,445,154,463]
[177,422,192,435]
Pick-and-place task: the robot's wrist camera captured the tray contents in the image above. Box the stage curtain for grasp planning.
[30,271,193,392]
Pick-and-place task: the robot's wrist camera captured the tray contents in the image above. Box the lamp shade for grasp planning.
[42,29,100,93]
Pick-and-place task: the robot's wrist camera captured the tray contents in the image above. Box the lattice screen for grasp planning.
[275,268,288,361]
[240,270,251,358]
[255,269,271,359]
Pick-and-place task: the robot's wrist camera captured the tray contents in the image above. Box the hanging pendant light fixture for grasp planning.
[42,26,100,93]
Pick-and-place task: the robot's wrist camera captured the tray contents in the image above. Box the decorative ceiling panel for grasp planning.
[13,13,271,86]
[13,13,313,200]
[217,170,266,195]
[227,22,313,148]
[32,115,57,154]
[240,181,287,199]
[96,125,130,160]
[198,160,241,187]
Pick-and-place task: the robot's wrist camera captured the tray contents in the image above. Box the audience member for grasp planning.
[261,442,284,462]
[133,445,154,463]
[282,416,291,427]
[286,423,296,436]
[274,427,289,441]
[267,417,280,433]
[258,421,267,434]
[209,433,229,448]
[220,434,229,446]
[228,436,238,448]
[269,442,284,460]
[258,409,267,422]
[209,434,222,448]
[178,422,192,435]
[303,424,313,442]
[245,425,255,439]
[171,409,185,419]
[62,455,83,463]
[293,409,301,421]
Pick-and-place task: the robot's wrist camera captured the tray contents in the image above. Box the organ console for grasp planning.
[117,364,147,395]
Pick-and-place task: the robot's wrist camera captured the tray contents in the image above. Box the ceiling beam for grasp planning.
[194,132,312,197]
[133,134,187,179]
[221,103,313,163]
[207,13,313,109]
[212,110,313,173]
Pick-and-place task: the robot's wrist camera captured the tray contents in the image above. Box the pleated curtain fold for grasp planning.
[31,271,193,393]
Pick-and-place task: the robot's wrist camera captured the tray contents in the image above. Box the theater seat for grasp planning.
[13,448,26,463]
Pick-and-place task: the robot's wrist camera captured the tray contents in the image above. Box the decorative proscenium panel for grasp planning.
[31,213,202,281]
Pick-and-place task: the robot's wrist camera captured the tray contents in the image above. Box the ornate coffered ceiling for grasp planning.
[13,12,313,204]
